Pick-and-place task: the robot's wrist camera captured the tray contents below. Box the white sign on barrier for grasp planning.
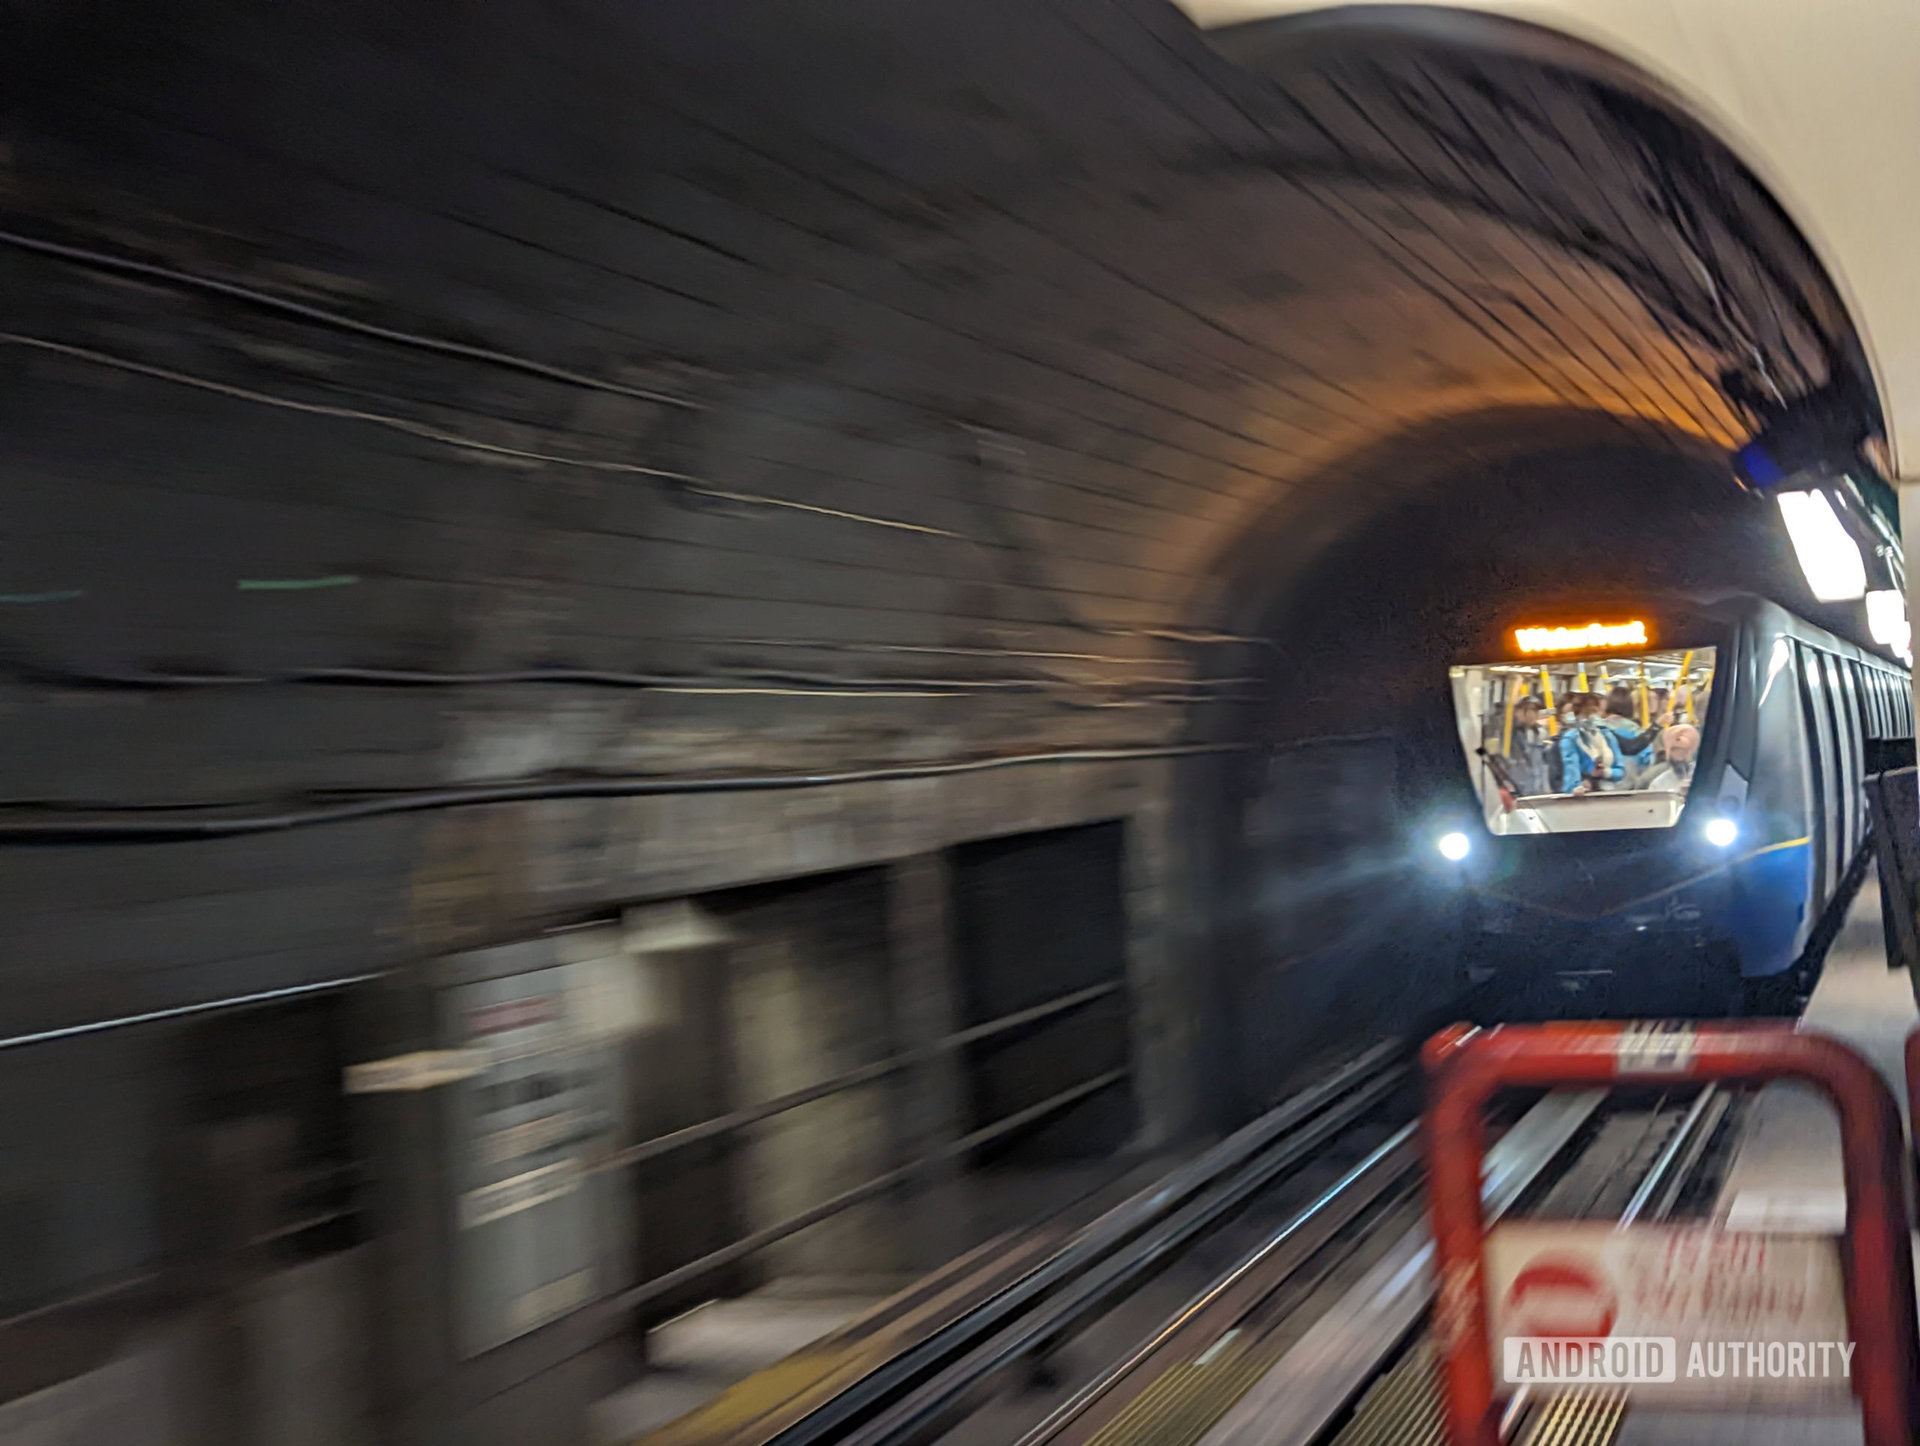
[1725,1188,1849,1235]
[1613,1022,1695,1074]
[1485,1221,1853,1404]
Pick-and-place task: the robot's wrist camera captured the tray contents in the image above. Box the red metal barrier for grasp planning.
[1423,1022,1918,1446]
[1905,1029,1920,1182]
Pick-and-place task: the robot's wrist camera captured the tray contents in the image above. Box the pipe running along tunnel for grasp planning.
[0,0,1887,1437]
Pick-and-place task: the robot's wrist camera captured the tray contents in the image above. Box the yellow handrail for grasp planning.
[1540,669,1557,735]
[1503,680,1529,754]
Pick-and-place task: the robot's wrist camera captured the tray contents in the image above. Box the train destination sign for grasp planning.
[1513,620,1650,654]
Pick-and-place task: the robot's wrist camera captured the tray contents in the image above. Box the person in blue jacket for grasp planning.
[1558,694,1621,791]
[1598,685,1661,782]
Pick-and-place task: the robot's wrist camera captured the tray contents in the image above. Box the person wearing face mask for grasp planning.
[1640,723,1700,793]
[1559,694,1620,792]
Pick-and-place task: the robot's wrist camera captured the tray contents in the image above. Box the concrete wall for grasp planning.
[0,1252,373,1446]
[0,1034,164,1314]
[952,823,1136,1164]
[1234,737,1449,1108]
[717,869,902,1279]
[0,1324,194,1446]
[0,0,1791,1185]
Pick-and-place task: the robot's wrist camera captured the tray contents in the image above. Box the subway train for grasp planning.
[1428,592,1913,1016]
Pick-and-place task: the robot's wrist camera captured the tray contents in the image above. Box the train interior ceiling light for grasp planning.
[1775,490,1867,602]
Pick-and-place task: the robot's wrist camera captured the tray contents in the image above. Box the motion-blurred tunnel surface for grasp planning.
[0,2,1889,1442]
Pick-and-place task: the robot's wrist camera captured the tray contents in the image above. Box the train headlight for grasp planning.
[1703,816,1739,849]
[1437,831,1472,862]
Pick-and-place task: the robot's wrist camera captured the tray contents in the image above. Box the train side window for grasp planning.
[1846,658,1866,742]
[1797,644,1838,905]
[1822,652,1861,860]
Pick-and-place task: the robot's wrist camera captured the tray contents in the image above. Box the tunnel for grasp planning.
[0,2,1890,1441]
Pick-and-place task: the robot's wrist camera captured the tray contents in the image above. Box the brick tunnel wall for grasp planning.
[0,0,1774,1034]
[1,0,1266,1092]
[0,0,1821,1360]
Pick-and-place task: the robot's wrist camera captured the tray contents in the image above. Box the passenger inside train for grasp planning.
[1449,647,1717,834]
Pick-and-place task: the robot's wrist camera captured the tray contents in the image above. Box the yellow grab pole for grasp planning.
[1677,650,1695,722]
[1503,681,1526,754]
[1540,669,1557,735]
[1638,663,1650,725]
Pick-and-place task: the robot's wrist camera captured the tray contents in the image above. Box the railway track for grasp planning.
[640,1039,1418,1446]
[639,1046,1743,1446]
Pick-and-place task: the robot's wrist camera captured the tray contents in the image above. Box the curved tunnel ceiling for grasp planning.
[1187,0,1920,478]
[0,0,1875,787]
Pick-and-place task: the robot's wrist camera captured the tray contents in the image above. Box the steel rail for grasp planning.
[1015,1125,1425,1446]
[685,1042,1409,1446]
[1191,1088,1607,1446]
[820,1064,1412,1446]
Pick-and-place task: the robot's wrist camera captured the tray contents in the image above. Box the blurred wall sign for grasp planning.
[561,923,666,1038]
[343,1050,486,1093]
[622,898,732,954]
[443,946,620,1357]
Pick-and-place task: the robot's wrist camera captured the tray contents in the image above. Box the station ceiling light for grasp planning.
[1866,589,1911,653]
[1776,490,1867,601]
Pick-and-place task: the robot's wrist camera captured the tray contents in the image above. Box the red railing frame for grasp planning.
[1422,1021,1919,1446]
[1904,1028,1920,1183]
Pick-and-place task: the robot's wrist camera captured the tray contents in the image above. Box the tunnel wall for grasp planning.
[0,0,1787,1075]
[0,0,1852,1431]
[0,1,1262,1142]
[717,868,902,1281]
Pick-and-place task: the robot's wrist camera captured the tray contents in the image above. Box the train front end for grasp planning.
[1433,597,1799,1016]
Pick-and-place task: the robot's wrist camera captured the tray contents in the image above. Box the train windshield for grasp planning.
[1449,647,1717,834]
